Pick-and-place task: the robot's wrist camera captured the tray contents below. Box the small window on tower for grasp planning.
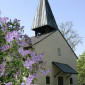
[37,33,41,36]
[70,78,73,84]
[57,48,61,56]
[46,76,50,84]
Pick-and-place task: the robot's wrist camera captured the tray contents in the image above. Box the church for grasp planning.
[27,0,78,85]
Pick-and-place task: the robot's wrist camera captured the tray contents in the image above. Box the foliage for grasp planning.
[77,52,85,85]
[59,22,82,51]
[0,12,51,85]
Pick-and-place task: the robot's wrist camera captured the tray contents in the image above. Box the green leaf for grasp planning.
[6,57,10,62]
[3,23,6,27]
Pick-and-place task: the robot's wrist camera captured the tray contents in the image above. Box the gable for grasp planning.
[31,30,77,59]
[33,30,77,70]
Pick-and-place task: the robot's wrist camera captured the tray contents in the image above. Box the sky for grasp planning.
[0,0,85,57]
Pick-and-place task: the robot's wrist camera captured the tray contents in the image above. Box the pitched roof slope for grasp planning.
[24,31,56,47]
[32,0,58,30]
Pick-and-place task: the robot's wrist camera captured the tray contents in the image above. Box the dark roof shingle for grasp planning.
[52,62,78,74]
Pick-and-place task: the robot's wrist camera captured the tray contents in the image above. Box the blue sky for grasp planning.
[0,0,85,57]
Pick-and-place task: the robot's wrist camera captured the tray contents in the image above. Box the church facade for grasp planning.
[27,0,78,85]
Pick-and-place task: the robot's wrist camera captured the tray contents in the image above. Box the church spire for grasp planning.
[32,0,58,36]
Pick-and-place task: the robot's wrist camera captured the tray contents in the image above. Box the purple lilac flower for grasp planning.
[18,47,23,54]
[1,45,10,52]
[5,73,8,76]
[24,34,29,39]
[15,34,20,41]
[0,18,8,32]
[0,17,9,32]
[33,73,38,78]
[5,32,13,43]
[15,55,19,58]
[17,69,21,77]
[28,38,32,46]
[0,68,5,77]
[24,34,32,46]
[31,52,36,57]
[32,53,44,62]
[21,82,25,85]
[0,45,13,52]
[12,31,18,37]
[23,59,35,69]
[42,62,46,67]
[2,26,8,32]
[13,19,20,23]
[14,69,21,79]
[26,75,34,85]
[0,61,6,77]
[0,61,6,68]
[5,31,19,43]
[0,24,5,32]
[17,41,27,46]
[18,47,32,56]
[12,31,20,41]
[0,17,9,22]
[6,22,10,27]
[3,17,9,22]
[21,26,24,30]
[42,69,52,76]
[39,62,46,68]
[10,57,13,61]
[5,82,12,85]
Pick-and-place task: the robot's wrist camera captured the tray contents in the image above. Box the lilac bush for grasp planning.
[0,11,51,85]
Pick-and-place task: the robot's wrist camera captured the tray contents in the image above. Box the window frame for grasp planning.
[70,78,73,84]
[57,48,61,56]
[46,76,50,84]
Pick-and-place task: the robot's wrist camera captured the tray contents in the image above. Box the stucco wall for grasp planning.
[33,30,78,85]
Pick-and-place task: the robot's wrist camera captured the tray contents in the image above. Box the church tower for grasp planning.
[31,0,58,36]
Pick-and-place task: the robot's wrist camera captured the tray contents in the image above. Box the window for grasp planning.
[46,76,50,84]
[57,48,61,56]
[70,78,73,84]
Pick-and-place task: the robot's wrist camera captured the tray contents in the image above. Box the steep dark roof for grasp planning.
[32,0,58,30]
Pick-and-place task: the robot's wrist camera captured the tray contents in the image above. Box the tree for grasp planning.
[0,11,51,85]
[59,22,82,51]
[77,52,85,85]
